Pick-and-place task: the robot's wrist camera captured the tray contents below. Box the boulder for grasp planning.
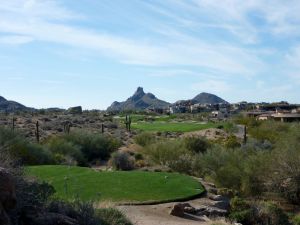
[197,206,227,217]
[208,194,226,201]
[212,200,230,211]
[207,187,218,195]
[67,106,82,114]
[0,168,17,225]
[208,194,230,210]
[169,203,185,217]
[170,203,197,217]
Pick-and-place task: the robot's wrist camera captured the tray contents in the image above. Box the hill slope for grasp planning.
[0,96,32,112]
[192,92,228,104]
[107,87,170,111]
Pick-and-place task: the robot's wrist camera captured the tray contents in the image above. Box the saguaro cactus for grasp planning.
[35,121,40,143]
[243,125,247,144]
[11,117,16,131]
[125,115,132,132]
[101,123,104,134]
[128,115,131,132]
[64,122,71,134]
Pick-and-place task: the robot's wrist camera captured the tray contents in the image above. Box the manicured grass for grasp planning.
[131,121,224,132]
[26,165,204,203]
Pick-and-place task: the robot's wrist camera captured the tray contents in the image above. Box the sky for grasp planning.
[0,0,300,109]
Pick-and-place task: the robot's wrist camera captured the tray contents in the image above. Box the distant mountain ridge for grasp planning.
[0,96,32,112]
[107,87,228,112]
[107,87,170,111]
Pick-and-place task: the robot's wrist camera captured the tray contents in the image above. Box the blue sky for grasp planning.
[0,0,300,109]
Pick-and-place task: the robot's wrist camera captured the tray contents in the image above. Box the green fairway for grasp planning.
[131,121,224,132]
[26,165,204,203]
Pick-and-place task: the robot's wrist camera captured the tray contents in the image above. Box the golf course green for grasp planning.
[27,165,204,203]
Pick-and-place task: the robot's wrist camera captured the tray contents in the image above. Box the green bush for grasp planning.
[167,154,193,174]
[193,146,245,190]
[229,197,253,224]
[110,151,135,171]
[47,200,102,225]
[224,135,241,149]
[97,208,133,225]
[184,136,209,153]
[255,201,290,225]
[0,127,19,146]
[293,215,300,225]
[249,121,290,143]
[144,140,187,166]
[229,198,290,225]
[0,127,54,165]
[134,132,156,146]
[9,138,54,165]
[267,125,300,203]
[192,145,268,196]
[45,137,86,165]
[63,131,121,161]
[234,116,261,128]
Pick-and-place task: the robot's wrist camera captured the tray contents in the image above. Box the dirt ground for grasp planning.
[116,198,228,225]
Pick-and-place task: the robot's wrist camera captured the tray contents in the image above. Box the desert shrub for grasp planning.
[234,115,261,128]
[193,146,245,190]
[144,140,188,167]
[134,132,155,146]
[0,127,20,146]
[192,145,268,196]
[293,215,300,225]
[0,127,54,165]
[223,122,238,134]
[240,151,269,196]
[255,201,290,225]
[167,154,193,174]
[63,131,121,161]
[135,159,147,168]
[47,200,101,225]
[229,197,254,224]
[134,152,143,161]
[229,198,290,225]
[110,151,135,171]
[241,139,273,151]
[249,121,290,143]
[45,137,86,166]
[224,135,241,149]
[8,139,54,165]
[217,188,237,198]
[16,180,56,210]
[184,136,209,153]
[97,208,133,225]
[267,126,300,203]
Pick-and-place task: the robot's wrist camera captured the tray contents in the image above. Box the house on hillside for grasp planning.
[272,113,300,122]
[211,110,228,120]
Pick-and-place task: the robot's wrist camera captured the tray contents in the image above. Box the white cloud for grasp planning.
[0,35,33,45]
[191,80,231,93]
[147,69,197,77]
[0,0,266,77]
[0,0,299,93]
[0,0,81,21]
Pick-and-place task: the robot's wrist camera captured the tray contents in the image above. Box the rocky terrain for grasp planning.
[0,112,132,144]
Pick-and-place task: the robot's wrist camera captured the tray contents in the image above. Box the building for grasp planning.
[272,113,300,122]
